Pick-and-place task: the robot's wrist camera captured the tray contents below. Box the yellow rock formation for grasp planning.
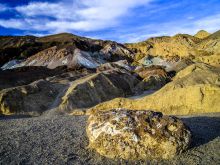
[126,30,220,67]
[88,63,220,115]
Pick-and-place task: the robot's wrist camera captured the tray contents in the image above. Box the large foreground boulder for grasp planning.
[87,109,191,160]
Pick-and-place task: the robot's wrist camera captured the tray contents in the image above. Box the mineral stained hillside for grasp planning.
[126,30,220,67]
[0,30,220,164]
[89,63,220,115]
[1,30,219,116]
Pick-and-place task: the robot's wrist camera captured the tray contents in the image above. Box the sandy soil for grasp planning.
[0,113,220,165]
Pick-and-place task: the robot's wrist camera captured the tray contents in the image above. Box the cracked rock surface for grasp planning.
[87,109,191,160]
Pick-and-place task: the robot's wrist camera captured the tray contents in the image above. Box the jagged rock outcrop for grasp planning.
[88,63,220,115]
[59,71,140,113]
[22,47,103,69]
[135,65,168,79]
[96,60,132,73]
[1,31,220,117]
[21,44,134,69]
[194,30,210,39]
[134,66,170,92]
[100,42,134,60]
[87,109,191,160]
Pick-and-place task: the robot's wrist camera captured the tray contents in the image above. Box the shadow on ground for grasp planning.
[0,114,32,120]
[181,116,220,148]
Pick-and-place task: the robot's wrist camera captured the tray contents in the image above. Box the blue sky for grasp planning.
[0,0,220,42]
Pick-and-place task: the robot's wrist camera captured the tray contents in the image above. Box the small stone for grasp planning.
[168,124,177,132]
[86,109,191,160]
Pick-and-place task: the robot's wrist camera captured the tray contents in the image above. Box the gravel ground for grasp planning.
[0,114,220,165]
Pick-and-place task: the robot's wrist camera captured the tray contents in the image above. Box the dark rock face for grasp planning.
[59,71,140,113]
[0,66,70,90]
[0,66,95,115]
[0,67,140,116]
[87,109,191,160]
[0,80,60,116]
[0,36,39,66]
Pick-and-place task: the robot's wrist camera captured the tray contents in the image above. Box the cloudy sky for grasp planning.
[0,0,220,42]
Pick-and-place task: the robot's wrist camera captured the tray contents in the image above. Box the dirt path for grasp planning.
[0,114,219,164]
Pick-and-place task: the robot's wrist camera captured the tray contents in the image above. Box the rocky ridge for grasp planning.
[0,64,142,116]
[126,30,220,67]
[0,33,134,70]
[88,63,220,115]
[1,30,220,116]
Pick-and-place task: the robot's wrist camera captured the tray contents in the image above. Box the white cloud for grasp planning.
[0,0,219,43]
[15,2,77,20]
[0,19,26,29]
[0,4,9,12]
[119,13,220,43]
[0,0,152,32]
[194,14,220,32]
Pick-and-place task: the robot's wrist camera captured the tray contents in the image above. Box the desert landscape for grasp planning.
[0,29,220,164]
[0,0,220,164]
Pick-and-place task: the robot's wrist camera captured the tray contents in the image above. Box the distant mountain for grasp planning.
[196,30,220,60]
[206,30,220,39]
[1,30,220,70]
[0,33,134,69]
[194,30,210,39]
[126,33,201,61]
[126,30,220,66]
